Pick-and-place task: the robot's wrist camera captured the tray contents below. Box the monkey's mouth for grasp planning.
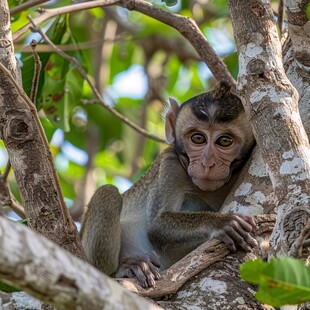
[192,177,228,192]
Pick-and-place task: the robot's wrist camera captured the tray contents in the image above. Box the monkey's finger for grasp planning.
[224,226,252,252]
[140,261,160,285]
[245,234,258,248]
[241,215,257,229]
[229,223,258,250]
[147,262,161,280]
[234,216,254,232]
[217,231,237,252]
[130,264,155,288]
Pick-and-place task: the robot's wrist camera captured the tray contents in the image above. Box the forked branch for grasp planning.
[13,0,235,87]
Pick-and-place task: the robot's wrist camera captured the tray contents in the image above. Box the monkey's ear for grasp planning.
[165,97,180,144]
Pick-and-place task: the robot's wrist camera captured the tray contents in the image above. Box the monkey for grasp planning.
[80,83,257,289]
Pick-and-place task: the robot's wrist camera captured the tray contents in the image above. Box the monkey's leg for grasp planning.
[80,184,122,275]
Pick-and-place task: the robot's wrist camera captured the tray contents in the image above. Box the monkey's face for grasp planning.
[182,124,244,191]
[174,105,254,192]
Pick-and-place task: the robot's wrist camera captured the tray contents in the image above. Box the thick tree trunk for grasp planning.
[0,0,85,259]
[228,0,310,257]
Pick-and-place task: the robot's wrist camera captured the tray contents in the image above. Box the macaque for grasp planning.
[80,84,257,288]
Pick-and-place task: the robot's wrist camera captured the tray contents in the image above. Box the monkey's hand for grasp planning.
[115,251,161,288]
[211,214,257,253]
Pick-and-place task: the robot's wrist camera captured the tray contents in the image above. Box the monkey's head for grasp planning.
[165,84,255,192]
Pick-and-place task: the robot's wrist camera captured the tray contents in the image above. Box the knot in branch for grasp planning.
[3,110,35,144]
[283,207,310,246]
[0,39,11,48]
[120,0,136,11]
[247,59,266,76]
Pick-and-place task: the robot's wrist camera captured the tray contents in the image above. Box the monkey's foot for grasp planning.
[116,252,161,288]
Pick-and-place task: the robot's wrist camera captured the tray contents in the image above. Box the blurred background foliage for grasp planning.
[1,0,279,221]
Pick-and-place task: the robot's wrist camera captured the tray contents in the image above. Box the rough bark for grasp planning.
[157,253,273,310]
[0,0,85,259]
[221,0,310,241]
[221,147,276,216]
[228,0,310,257]
[118,215,275,302]
[119,240,230,298]
[0,217,161,310]
[284,0,310,67]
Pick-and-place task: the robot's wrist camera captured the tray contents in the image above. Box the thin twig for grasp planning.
[30,40,42,104]
[4,194,26,219]
[14,37,122,53]
[13,0,120,41]
[10,0,49,15]
[277,0,284,36]
[28,16,166,143]
[2,161,11,180]
[0,162,25,218]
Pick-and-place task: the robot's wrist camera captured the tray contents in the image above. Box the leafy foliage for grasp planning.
[240,257,310,307]
[0,281,20,293]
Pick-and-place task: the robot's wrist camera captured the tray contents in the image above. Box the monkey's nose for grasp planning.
[202,159,216,168]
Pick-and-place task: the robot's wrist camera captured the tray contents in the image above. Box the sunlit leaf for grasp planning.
[161,0,178,7]
[41,53,83,131]
[40,117,56,142]
[307,3,310,20]
[20,16,67,109]
[240,257,310,307]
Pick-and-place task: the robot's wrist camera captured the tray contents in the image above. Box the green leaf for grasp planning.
[240,257,310,307]
[0,281,20,293]
[19,219,28,225]
[42,55,83,131]
[20,16,67,109]
[40,117,56,142]
[162,0,178,6]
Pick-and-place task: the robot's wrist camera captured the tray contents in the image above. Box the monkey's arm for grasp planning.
[148,211,257,254]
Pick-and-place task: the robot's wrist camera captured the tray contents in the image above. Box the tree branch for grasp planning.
[29,39,42,104]
[290,217,310,258]
[284,0,310,66]
[117,214,276,298]
[10,0,49,15]
[5,193,26,219]
[119,0,235,87]
[13,0,235,87]
[13,0,120,41]
[0,217,161,310]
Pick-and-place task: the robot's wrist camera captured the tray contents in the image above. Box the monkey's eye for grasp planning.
[216,135,233,147]
[191,133,207,144]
